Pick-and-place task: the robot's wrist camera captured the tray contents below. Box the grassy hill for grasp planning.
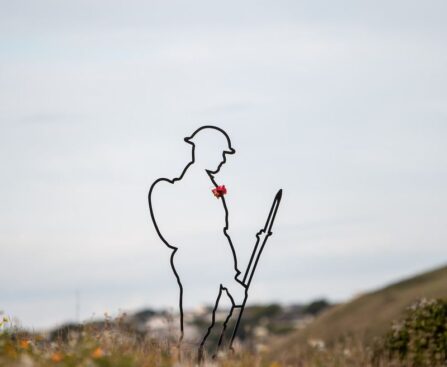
[274,264,447,351]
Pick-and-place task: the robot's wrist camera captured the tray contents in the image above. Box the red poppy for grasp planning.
[212,185,227,198]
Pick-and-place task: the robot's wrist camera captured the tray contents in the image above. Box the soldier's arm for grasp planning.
[223,228,241,276]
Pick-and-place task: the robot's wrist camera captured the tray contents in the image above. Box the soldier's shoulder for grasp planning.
[150,177,173,193]
[149,176,186,200]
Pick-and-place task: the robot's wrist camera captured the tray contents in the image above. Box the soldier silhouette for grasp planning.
[148,126,247,357]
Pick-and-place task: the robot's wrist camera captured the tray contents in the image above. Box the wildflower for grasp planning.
[308,338,325,351]
[91,347,104,359]
[19,339,30,350]
[51,352,63,363]
[212,185,227,198]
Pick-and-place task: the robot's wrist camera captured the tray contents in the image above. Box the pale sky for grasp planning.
[1,0,447,329]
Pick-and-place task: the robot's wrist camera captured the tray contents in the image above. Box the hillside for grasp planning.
[274,264,447,351]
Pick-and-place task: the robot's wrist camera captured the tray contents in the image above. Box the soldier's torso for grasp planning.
[150,170,228,250]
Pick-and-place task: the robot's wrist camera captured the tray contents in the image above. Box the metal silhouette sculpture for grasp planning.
[148,125,282,359]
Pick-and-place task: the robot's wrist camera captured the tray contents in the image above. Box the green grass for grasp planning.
[0,324,399,367]
[270,264,447,362]
[0,313,266,367]
[0,311,411,367]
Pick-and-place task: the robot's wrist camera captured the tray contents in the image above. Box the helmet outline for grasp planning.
[184,125,235,155]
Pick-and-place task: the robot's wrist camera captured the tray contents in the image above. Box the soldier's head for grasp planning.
[184,126,235,174]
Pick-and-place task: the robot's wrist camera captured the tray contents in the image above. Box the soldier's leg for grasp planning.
[177,286,208,362]
[170,254,185,343]
[197,285,225,361]
[214,288,238,356]
[215,277,248,352]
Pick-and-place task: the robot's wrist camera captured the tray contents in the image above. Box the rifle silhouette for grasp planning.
[216,189,283,352]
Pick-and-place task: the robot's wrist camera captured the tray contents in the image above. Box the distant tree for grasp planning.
[131,309,157,323]
[303,299,331,316]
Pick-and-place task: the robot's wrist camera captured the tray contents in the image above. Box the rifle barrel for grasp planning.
[243,189,282,287]
[229,189,283,349]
